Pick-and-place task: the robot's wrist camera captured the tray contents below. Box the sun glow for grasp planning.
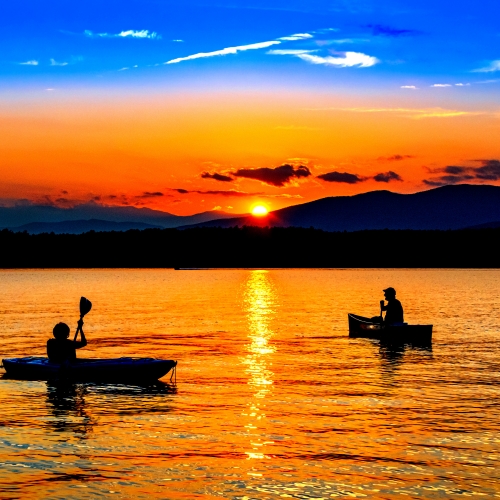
[252,205,268,216]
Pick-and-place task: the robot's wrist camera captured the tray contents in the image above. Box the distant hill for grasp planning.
[179,184,500,231]
[465,221,500,229]
[8,219,162,235]
[0,202,245,233]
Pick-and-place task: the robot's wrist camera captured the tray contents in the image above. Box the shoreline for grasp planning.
[1,226,499,269]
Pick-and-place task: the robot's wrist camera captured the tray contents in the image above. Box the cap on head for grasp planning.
[53,322,70,340]
[383,287,396,296]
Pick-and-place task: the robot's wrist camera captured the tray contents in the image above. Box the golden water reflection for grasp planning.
[242,271,277,461]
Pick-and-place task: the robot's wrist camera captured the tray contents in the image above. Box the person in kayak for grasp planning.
[47,319,87,363]
[380,287,404,325]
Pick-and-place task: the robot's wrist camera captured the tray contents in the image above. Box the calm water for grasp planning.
[1,269,500,499]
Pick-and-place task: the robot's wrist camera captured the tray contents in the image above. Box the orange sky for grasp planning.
[1,89,499,214]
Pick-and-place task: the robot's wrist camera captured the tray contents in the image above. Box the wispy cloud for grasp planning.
[431,83,452,87]
[138,191,165,198]
[316,38,368,45]
[84,29,161,39]
[367,24,420,37]
[401,85,418,89]
[166,40,280,64]
[296,52,379,68]
[268,49,316,55]
[278,33,314,41]
[473,60,500,73]
[19,60,38,66]
[50,58,68,66]
[201,172,234,182]
[172,188,263,197]
[378,155,414,161]
[312,107,484,119]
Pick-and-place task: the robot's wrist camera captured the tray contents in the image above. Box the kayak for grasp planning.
[348,313,433,344]
[2,357,177,382]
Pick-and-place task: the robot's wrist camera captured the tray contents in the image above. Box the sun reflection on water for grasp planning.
[242,271,277,461]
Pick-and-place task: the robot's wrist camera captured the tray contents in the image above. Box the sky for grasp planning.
[0,0,499,215]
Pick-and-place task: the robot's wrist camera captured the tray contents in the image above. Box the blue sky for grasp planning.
[1,0,499,95]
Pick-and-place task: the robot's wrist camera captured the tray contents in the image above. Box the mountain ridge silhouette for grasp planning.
[179,184,500,231]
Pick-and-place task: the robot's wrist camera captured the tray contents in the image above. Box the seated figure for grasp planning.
[380,287,404,325]
[47,320,87,363]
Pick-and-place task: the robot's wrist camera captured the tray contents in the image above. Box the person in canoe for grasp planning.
[380,287,404,325]
[47,319,87,364]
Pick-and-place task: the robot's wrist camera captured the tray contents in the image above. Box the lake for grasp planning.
[1,269,499,499]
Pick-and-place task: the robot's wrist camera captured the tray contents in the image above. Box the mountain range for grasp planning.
[2,184,500,234]
[0,202,243,233]
[180,184,500,231]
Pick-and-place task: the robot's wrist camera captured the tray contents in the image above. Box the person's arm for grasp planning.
[380,300,388,311]
[74,319,88,349]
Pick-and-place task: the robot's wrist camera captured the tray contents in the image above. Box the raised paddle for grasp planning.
[74,297,92,341]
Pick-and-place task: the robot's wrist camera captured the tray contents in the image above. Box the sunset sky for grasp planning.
[1,0,499,215]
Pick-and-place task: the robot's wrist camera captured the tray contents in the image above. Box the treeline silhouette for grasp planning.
[0,226,499,268]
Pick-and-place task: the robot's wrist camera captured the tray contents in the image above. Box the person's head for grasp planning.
[383,287,396,300]
[53,322,70,340]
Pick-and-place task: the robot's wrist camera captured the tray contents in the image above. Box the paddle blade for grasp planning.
[80,297,92,317]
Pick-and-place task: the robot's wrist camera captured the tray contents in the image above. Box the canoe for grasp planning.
[348,313,433,344]
[2,357,177,382]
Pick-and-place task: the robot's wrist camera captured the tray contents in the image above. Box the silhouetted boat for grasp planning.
[2,357,177,382]
[348,313,433,344]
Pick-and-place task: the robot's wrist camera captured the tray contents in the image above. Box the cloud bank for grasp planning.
[424,160,500,186]
[233,164,311,187]
[317,170,404,184]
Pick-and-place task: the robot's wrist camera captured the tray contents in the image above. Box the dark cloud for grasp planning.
[442,166,469,175]
[474,159,500,180]
[423,176,473,187]
[171,189,263,197]
[317,171,366,184]
[139,191,164,198]
[61,190,69,195]
[378,155,414,161]
[201,172,234,182]
[233,164,311,187]
[424,160,500,186]
[367,24,419,37]
[373,171,403,183]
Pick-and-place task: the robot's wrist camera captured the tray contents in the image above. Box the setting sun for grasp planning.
[252,205,269,217]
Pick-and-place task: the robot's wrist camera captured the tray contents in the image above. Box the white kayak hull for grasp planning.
[2,357,177,382]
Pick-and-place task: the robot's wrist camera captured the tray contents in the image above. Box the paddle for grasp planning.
[74,297,92,341]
